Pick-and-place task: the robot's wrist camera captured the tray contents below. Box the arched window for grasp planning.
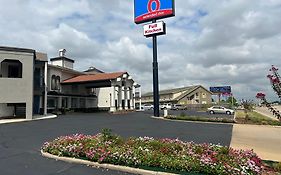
[56,76,60,90]
[51,75,56,90]
[0,59,22,78]
[51,75,61,90]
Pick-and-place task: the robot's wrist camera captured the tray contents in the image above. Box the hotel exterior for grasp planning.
[0,47,137,119]
[141,85,212,106]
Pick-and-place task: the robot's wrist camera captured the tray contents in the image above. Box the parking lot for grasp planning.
[0,111,233,175]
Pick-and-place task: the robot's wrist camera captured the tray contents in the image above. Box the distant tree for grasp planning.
[241,99,254,112]
[226,96,237,106]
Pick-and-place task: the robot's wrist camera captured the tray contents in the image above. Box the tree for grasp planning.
[256,65,281,121]
[226,96,237,106]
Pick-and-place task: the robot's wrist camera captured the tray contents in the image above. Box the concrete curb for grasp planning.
[152,116,281,128]
[41,150,178,175]
[0,114,57,125]
[151,116,234,125]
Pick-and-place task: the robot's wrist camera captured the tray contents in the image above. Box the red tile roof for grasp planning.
[62,72,126,84]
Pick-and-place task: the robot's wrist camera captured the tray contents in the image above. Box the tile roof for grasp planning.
[62,72,126,84]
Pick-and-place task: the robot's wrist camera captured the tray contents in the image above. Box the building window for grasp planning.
[202,93,206,98]
[0,59,22,78]
[47,98,57,108]
[51,75,60,90]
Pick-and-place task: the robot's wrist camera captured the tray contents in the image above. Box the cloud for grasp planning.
[0,0,281,101]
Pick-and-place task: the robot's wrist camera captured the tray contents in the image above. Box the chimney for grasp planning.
[59,49,66,57]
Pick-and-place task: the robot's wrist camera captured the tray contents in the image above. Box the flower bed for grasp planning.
[42,130,275,175]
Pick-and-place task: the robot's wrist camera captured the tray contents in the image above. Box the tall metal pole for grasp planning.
[139,86,142,110]
[152,19,160,117]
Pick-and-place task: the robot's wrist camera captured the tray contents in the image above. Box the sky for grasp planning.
[1,0,281,101]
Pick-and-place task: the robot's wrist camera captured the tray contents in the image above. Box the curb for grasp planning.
[0,114,57,125]
[151,116,234,125]
[41,150,178,175]
[153,116,281,128]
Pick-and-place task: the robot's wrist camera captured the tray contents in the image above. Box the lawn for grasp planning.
[41,129,279,175]
[164,115,235,124]
[235,110,281,126]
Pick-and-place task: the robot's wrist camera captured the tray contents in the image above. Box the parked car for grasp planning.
[171,104,186,110]
[143,104,154,110]
[207,106,234,115]
[160,103,172,110]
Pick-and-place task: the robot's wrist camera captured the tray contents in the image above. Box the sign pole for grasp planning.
[152,19,160,117]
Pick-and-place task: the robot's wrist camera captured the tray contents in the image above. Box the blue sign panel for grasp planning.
[210,86,232,93]
[134,0,175,24]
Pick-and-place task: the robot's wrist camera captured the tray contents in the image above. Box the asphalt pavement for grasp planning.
[0,112,233,175]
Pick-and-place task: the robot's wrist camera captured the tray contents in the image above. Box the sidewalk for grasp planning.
[230,124,281,162]
[0,114,57,124]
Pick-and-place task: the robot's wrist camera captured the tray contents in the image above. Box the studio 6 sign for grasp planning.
[134,0,175,24]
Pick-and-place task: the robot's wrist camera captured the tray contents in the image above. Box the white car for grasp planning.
[143,104,154,110]
[160,103,172,110]
[207,106,234,115]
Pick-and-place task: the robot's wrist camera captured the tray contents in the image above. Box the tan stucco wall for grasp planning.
[47,66,80,92]
[178,88,212,105]
[0,51,34,119]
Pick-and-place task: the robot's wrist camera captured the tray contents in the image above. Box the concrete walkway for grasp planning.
[230,124,281,162]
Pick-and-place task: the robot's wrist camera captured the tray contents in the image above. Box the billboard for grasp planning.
[210,86,232,93]
[134,0,175,24]
[143,21,166,37]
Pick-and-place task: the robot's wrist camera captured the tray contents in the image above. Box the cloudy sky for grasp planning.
[1,0,281,101]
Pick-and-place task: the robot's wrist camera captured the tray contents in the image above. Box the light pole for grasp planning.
[134,83,141,110]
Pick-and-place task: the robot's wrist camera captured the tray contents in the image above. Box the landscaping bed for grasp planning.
[41,129,278,175]
[235,110,281,126]
[164,115,235,124]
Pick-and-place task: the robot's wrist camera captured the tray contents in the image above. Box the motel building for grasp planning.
[0,46,138,120]
[141,85,213,107]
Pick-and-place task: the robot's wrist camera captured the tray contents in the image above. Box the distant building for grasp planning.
[0,46,139,119]
[141,85,212,105]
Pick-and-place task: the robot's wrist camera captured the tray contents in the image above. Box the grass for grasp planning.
[165,115,235,124]
[263,160,281,173]
[235,110,281,126]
